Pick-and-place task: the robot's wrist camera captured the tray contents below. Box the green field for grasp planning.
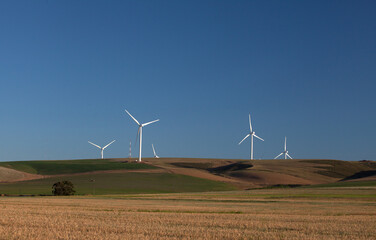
[0,172,236,195]
[0,159,155,175]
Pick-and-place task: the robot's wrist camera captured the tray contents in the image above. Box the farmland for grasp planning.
[1,187,375,239]
[1,158,376,195]
[0,158,376,239]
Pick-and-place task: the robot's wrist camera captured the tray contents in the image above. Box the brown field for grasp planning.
[0,166,42,183]
[144,158,376,188]
[1,188,376,240]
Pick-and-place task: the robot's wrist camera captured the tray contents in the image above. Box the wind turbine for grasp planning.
[125,109,159,162]
[238,114,264,160]
[274,137,293,159]
[88,140,116,159]
[152,144,159,158]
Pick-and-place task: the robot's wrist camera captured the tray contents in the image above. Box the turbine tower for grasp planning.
[152,144,159,158]
[88,140,116,159]
[274,137,293,159]
[238,114,264,160]
[125,109,159,162]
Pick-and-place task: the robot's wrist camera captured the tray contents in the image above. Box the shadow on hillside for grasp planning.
[208,163,253,174]
[340,170,376,181]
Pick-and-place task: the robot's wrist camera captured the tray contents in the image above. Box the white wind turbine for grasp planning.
[125,109,159,162]
[88,140,116,159]
[152,144,159,158]
[238,114,264,160]
[274,137,293,159]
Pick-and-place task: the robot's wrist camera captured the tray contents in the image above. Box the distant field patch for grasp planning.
[305,180,376,188]
[0,159,156,175]
[0,172,235,195]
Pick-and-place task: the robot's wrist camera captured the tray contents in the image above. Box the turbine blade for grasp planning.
[142,119,159,127]
[249,114,253,132]
[88,141,101,149]
[103,140,116,149]
[274,152,284,159]
[238,134,250,145]
[254,134,264,141]
[152,144,156,156]
[125,109,140,126]
[286,153,293,159]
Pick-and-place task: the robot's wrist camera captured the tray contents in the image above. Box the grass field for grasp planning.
[0,159,155,175]
[0,172,236,195]
[1,187,375,239]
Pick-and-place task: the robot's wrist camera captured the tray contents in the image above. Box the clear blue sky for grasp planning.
[0,0,375,161]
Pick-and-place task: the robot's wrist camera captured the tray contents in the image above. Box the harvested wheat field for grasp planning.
[1,187,376,240]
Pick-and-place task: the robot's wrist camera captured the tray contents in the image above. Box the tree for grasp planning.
[52,181,76,196]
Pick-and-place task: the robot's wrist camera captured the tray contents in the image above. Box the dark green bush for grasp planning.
[52,181,75,196]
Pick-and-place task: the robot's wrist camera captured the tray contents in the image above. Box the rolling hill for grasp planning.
[0,158,375,195]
